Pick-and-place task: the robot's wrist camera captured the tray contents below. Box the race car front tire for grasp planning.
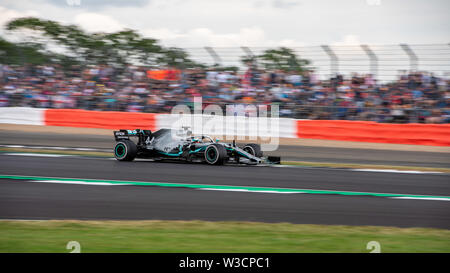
[204,144,227,165]
[114,140,137,161]
[243,143,263,158]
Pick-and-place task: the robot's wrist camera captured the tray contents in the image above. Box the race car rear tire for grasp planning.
[243,143,263,157]
[114,140,137,161]
[204,144,227,165]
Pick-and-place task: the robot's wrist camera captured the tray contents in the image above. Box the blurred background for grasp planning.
[0,0,449,123]
[0,0,449,254]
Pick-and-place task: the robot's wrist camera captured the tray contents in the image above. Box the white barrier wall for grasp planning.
[156,114,297,138]
[0,107,45,125]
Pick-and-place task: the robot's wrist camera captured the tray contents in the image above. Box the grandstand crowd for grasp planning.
[0,63,449,123]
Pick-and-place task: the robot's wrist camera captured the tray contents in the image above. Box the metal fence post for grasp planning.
[204,47,222,66]
[361,44,378,78]
[400,44,418,71]
[321,45,339,76]
[240,46,254,58]
[240,46,255,67]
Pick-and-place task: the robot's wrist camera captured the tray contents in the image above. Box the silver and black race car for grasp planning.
[113,128,280,165]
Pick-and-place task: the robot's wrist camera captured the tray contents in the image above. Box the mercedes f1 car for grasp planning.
[113,128,280,165]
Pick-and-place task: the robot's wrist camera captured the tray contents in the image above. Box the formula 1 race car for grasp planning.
[113,128,280,165]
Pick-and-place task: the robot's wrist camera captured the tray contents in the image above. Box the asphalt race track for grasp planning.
[1,130,450,167]
[0,153,449,228]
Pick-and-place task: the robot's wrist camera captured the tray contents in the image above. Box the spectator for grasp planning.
[0,63,448,123]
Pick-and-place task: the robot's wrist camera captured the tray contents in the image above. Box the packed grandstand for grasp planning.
[0,63,448,123]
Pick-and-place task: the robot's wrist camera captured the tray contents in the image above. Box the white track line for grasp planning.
[352,169,443,174]
[2,174,449,201]
[389,197,450,201]
[3,153,70,157]
[0,144,108,152]
[198,188,300,194]
[29,180,125,186]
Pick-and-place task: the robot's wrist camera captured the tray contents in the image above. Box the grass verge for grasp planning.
[0,220,449,253]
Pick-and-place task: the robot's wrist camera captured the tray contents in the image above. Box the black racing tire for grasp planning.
[243,143,263,157]
[114,140,137,161]
[204,144,227,165]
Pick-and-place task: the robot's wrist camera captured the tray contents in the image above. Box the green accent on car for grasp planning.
[224,147,250,158]
[189,147,206,154]
[157,151,183,157]
[206,147,216,161]
[115,144,125,157]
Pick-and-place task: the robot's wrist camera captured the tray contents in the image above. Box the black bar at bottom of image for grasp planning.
[1,253,447,272]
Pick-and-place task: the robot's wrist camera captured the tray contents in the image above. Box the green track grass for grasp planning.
[0,220,448,253]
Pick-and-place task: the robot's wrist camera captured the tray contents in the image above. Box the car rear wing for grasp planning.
[114,129,153,143]
[114,130,133,141]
